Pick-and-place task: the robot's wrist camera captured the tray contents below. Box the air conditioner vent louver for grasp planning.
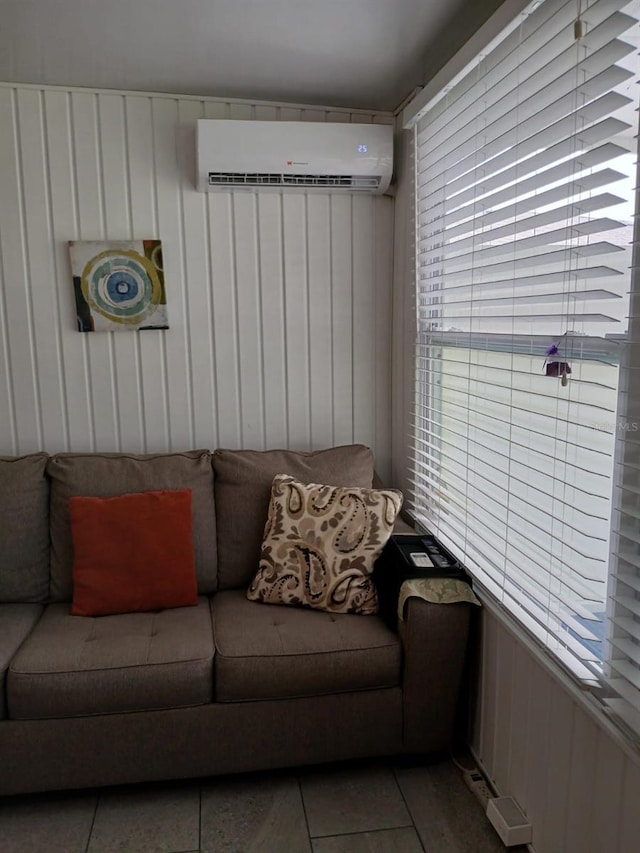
[208,172,381,189]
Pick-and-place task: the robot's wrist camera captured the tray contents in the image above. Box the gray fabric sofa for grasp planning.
[0,445,471,797]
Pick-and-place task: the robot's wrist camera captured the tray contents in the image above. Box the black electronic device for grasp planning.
[373,533,469,628]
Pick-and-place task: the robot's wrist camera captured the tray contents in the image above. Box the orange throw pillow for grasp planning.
[69,489,197,617]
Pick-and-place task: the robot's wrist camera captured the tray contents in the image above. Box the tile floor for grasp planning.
[0,758,516,852]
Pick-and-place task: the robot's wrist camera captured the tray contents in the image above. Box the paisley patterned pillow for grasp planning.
[247,474,403,614]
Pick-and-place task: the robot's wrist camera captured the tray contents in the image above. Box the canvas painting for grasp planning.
[69,240,168,332]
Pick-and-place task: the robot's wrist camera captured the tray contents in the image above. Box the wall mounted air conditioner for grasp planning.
[196,119,393,194]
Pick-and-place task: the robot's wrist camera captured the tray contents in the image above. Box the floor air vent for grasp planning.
[207,172,381,190]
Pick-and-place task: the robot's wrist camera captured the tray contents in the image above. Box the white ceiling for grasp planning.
[0,0,504,112]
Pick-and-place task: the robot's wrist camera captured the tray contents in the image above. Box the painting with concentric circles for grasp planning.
[69,240,168,332]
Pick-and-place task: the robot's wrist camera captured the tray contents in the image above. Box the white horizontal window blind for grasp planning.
[409,0,640,729]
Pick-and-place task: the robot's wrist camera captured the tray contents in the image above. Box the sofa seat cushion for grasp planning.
[0,604,43,719]
[7,599,214,719]
[0,454,50,602]
[211,590,401,702]
[212,445,375,590]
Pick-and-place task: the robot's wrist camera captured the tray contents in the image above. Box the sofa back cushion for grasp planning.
[0,454,50,602]
[47,451,217,601]
[212,445,374,590]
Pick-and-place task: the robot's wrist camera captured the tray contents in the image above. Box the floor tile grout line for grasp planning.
[309,823,417,840]
[393,767,428,853]
[296,773,314,849]
[83,794,99,853]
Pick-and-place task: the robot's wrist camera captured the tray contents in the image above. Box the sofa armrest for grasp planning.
[398,596,470,754]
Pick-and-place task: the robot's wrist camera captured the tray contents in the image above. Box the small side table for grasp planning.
[374,533,470,629]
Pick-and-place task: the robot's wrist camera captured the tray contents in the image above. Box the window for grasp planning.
[404,0,640,737]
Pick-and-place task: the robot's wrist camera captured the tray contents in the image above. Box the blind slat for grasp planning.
[613,595,640,618]
[420,242,624,276]
[420,194,625,251]
[422,172,626,237]
[420,117,630,204]
[423,288,622,309]
[613,615,640,643]
[440,164,627,229]
[418,91,632,188]
[419,142,628,215]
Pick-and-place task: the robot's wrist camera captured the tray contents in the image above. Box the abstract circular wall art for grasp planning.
[68,240,168,332]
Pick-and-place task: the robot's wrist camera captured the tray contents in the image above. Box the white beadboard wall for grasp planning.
[471,606,640,853]
[0,82,394,474]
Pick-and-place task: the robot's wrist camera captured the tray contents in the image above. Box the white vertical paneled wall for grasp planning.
[0,83,394,474]
[471,606,640,853]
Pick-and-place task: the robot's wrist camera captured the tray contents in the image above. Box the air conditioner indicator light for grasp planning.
[358,144,368,153]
